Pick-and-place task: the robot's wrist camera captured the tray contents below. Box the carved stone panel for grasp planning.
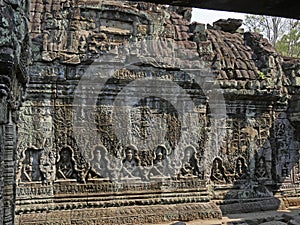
[10,0,300,224]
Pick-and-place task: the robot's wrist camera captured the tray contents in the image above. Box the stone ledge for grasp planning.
[15,202,222,225]
[219,197,281,215]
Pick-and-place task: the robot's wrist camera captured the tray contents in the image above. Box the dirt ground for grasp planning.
[149,207,300,225]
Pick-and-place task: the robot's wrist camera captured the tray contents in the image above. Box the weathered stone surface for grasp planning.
[213,18,243,33]
[0,0,29,224]
[0,0,300,224]
[11,0,300,223]
[284,58,300,135]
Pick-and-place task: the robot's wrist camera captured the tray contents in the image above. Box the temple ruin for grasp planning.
[0,0,300,224]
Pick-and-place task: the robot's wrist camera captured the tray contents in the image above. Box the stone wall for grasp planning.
[0,0,299,224]
[0,0,30,224]
[284,58,300,136]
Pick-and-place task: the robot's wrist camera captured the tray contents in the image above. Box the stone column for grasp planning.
[0,98,6,225]
[0,62,13,225]
[3,121,16,224]
[0,63,18,225]
[0,0,30,224]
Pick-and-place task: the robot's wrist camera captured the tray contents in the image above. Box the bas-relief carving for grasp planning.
[149,145,173,178]
[89,145,110,179]
[16,103,56,184]
[36,2,152,64]
[210,157,230,184]
[20,148,42,182]
[57,147,77,180]
[120,145,140,179]
[235,156,248,179]
[15,77,296,193]
[9,0,300,223]
[207,109,300,189]
[15,96,298,204]
[179,145,201,178]
[273,112,299,182]
[17,96,207,184]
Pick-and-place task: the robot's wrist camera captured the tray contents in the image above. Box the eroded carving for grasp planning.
[21,148,42,182]
[234,156,248,179]
[10,0,300,224]
[89,145,110,179]
[210,158,229,184]
[121,145,141,179]
[179,146,201,178]
[57,147,77,180]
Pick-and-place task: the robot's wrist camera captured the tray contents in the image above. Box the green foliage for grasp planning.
[276,21,300,57]
[245,15,300,58]
[244,15,287,46]
[258,71,265,79]
[244,15,263,33]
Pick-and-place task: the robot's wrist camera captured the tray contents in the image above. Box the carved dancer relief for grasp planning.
[150,145,172,177]
[215,115,274,183]
[83,143,207,181]
[121,145,141,179]
[39,151,56,184]
[234,156,249,179]
[20,148,43,182]
[255,156,268,178]
[56,146,77,180]
[17,103,56,184]
[89,145,110,179]
[54,104,90,183]
[273,112,298,182]
[179,146,201,178]
[210,155,251,184]
[86,145,123,182]
[210,158,229,184]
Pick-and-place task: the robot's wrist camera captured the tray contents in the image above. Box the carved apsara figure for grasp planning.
[39,138,56,184]
[89,145,109,178]
[234,157,248,179]
[210,158,229,183]
[22,149,42,182]
[179,146,200,178]
[255,156,267,178]
[57,147,76,179]
[150,145,170,177]
[121,145,140,178]
[39,151,56,184]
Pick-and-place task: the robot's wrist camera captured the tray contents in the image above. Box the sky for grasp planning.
[191,8,247,27]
